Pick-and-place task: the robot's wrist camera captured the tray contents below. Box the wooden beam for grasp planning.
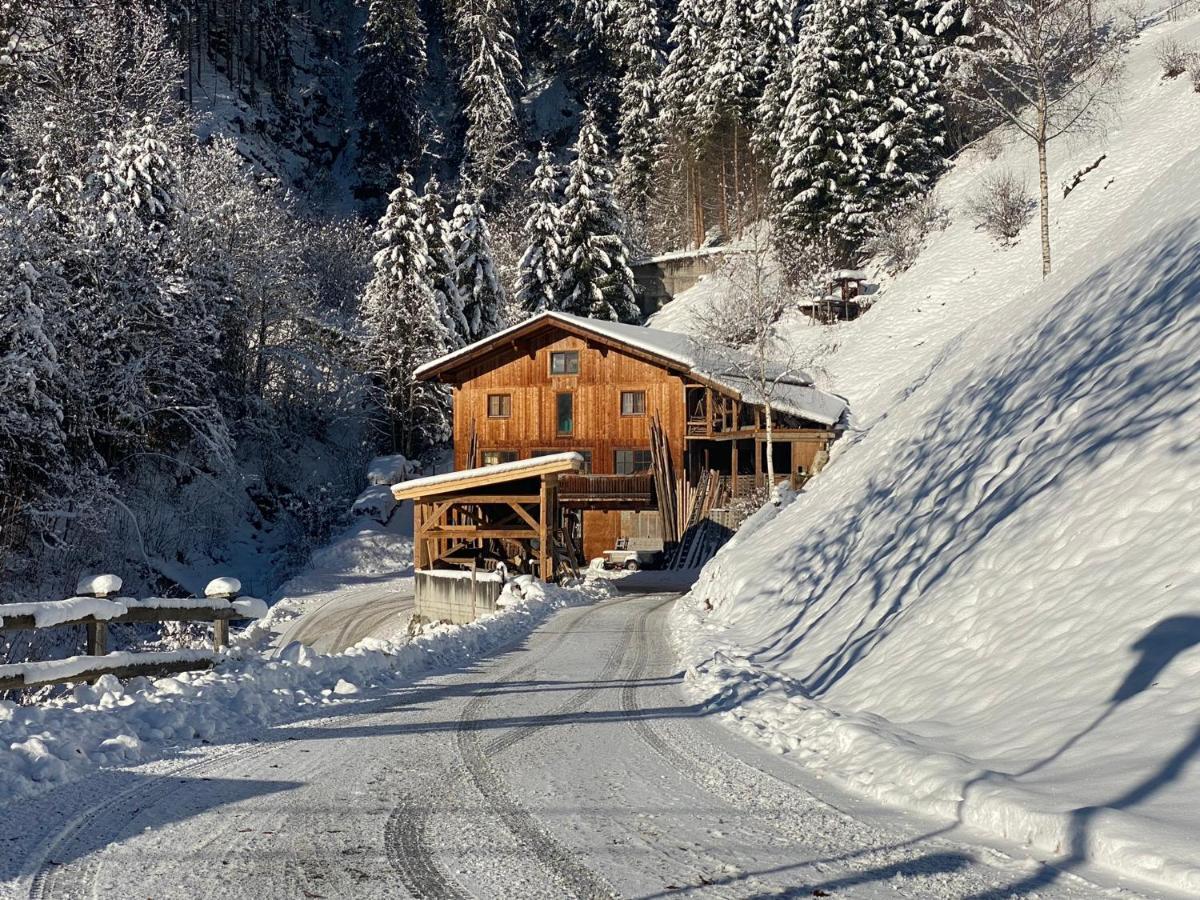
[0,656,219,693]
[506,501,541,531]
[423,527,538,539]
[538,476,552,581]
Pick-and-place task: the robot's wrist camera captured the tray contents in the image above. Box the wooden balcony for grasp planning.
[559,474,655,509]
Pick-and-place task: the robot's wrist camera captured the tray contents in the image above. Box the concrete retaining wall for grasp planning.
[414,569,505,625]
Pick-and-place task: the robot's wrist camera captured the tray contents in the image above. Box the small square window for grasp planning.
[550,351,580,375]
[487,394,511,418]
[481,450,518,467]
[614,449,653,475]
[556,392,574,435]
[620,391,646,416]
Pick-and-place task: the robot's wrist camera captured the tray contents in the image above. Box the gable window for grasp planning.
[620,390,646,416]
[487,393,512,418]
[556,392,574,435]
[481,450,518,467]
[550,350,580,375]
[534,449,592,473]
[614,449,653,475]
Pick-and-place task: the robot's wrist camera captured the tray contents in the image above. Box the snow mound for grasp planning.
[75,574,123,597]
[351,484,398,523]
[368,454,418,485]
[670,14,1200,895]
[204,577,242,597]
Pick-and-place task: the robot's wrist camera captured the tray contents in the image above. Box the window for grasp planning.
[620,390,646,416]
[534,449,592,473]
[556,392,574,435]
[614,449,653,475]
[486,393,511,418]
[550,351,580,375]
[481,450,518,466]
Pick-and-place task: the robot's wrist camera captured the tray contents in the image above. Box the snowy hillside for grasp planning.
[666,12,1200,895]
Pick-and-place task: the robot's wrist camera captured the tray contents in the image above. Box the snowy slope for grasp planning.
[666,13,1200,895]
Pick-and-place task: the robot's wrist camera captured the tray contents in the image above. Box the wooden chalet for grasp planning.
[409,312,847,570]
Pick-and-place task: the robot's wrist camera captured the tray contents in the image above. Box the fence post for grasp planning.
[77,574,122,657]
[204,577,241,652]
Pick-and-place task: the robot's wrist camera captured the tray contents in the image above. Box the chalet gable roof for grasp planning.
[415,311,848,426]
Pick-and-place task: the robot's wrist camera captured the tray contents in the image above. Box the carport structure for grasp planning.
[391,451,584,582]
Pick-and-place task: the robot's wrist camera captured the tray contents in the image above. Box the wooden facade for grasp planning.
[419,315,842,564]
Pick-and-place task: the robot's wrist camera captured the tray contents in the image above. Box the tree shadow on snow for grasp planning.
[737,215,1200,699]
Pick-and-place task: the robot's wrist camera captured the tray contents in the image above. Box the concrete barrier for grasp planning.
[414,569,506,625]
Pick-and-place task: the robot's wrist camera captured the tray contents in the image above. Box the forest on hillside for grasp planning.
[0,0,1116,607]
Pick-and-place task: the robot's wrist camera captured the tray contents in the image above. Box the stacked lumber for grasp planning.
[649,414,680,545]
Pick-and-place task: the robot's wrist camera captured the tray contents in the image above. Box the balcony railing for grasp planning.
[559,474,655,507]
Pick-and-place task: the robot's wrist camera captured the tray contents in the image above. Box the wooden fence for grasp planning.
[0,574,264,692]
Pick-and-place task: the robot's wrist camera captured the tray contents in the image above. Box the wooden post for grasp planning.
[732,441,740,498]
[790,441,799,490]
[86,621,108,656]
[538,475,552,581]
[754,437,762,489]
[213,618,229,651]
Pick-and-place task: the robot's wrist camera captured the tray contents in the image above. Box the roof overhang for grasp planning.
[391,452,584,502]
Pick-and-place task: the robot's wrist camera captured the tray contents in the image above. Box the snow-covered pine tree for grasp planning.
[558,109,640,323]
[749,0,799,162]
[354,0,428,202]
[0,200,70,524]
[659,0,715,148]
[453,0,524,194]
[418,174,470,348]
[515,146,564,316]
[771,0,944,258]
[449,183,505,342]
[614,0,663,226]
[362,170,451,455]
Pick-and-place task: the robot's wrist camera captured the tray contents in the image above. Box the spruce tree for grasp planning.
[558,110,640,323]
[418,174,470,348]
[453,0,524,193]
[614,0,663,225]
[356,0,428,202]
[449,184,505,342]
[771,0,944,258]
[516,147,564,316]
[362,171,450,454]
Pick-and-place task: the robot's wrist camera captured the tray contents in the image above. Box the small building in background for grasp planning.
[798,269,873,323]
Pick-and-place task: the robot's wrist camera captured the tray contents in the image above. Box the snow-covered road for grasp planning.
[276,581,414,654]
[1,594,1156,899]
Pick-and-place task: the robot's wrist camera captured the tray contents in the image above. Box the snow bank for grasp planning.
[0,575,612,805]
[668,14,1200,895]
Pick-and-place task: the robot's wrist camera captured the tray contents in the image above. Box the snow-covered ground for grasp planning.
[660,11,1200,896]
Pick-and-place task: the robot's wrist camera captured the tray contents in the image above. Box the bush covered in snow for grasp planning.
[1156,37,1195,77]
[967,171,1035,244]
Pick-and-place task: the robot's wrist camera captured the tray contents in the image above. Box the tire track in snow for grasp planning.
[385,597,633,899]
[28,740,282,900]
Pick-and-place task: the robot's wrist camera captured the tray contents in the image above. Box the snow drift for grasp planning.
[669,13,1200,895]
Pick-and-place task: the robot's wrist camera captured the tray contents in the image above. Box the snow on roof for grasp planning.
[393,451,583,497]
[631,245,738,265]
[832,269,868,281]
[416,312,848,426]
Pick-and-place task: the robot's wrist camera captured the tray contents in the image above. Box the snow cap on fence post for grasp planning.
[204,576,242,599]
[76,574,123,599]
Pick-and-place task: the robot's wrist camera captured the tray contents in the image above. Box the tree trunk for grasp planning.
[1037,136,1051,278]
[764,401,776,492]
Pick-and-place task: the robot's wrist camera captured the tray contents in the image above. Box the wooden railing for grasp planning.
[0,574,265,692]
[559,474,654,505]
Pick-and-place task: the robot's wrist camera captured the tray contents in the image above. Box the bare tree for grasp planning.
[690,229,805,497]
[953,0,1123,276]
